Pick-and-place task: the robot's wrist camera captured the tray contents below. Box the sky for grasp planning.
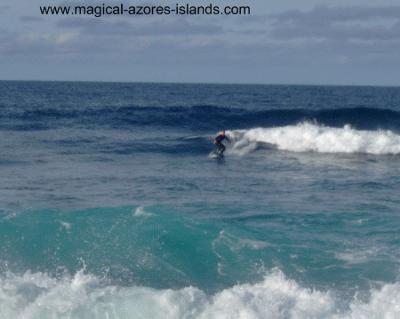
[0,0,400,85]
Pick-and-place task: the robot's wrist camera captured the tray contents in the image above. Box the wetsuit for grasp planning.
[214,134,229,154]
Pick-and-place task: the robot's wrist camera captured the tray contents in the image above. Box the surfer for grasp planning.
[213,130,230,155]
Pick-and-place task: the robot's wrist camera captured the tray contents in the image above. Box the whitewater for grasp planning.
[229,123,400,155]
[1,269,399,319]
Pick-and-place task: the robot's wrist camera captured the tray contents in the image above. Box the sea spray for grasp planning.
[229,123,400,155]
[0,269,399,319]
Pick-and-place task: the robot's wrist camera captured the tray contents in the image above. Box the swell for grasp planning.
[0,206,237,290]
[1,106,400,131]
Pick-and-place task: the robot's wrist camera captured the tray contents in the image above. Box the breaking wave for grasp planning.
[229,122,400,155]
[0,269,399,319]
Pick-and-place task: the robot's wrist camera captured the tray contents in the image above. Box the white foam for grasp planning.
[59,221,72,231]
[349,219,368,225]
[213,230,269,253]
[349,283,400,319]
[1,269,399,319]
[228,123,400,155]
[132,206,153,217]
[335,247,379,265]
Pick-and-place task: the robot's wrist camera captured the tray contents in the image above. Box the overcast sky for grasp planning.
[1,0,400,85]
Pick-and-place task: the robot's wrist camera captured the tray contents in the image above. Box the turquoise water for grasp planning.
[0,81,400,318]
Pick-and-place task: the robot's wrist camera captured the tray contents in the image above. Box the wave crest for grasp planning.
[229,123,400,155]
[1,269,399,319]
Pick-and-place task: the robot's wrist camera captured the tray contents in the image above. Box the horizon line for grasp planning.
[0,78,399,88]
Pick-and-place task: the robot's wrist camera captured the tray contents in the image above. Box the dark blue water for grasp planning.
[0,81,400,318]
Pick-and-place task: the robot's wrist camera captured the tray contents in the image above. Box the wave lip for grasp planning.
[229,123,400,155]
[1,269,399,319]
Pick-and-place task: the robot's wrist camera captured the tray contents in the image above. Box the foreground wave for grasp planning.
[229,123,400,155]
[1,269,398,319]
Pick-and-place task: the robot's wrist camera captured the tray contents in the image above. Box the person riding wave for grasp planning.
[213,130,230,155]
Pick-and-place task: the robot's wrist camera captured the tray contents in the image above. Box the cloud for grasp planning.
[0,5,10,14]
[0,29,17,54]
[20,16,44,22]
[270,5,400,41]
[0,13,226,59]
[0,25,82,57]
[56,17,224,37]
[273,5,400,25]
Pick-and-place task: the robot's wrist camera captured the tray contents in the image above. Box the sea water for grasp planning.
[0,81,399,318]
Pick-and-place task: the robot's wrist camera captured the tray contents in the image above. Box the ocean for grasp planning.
[0,81,399,318]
